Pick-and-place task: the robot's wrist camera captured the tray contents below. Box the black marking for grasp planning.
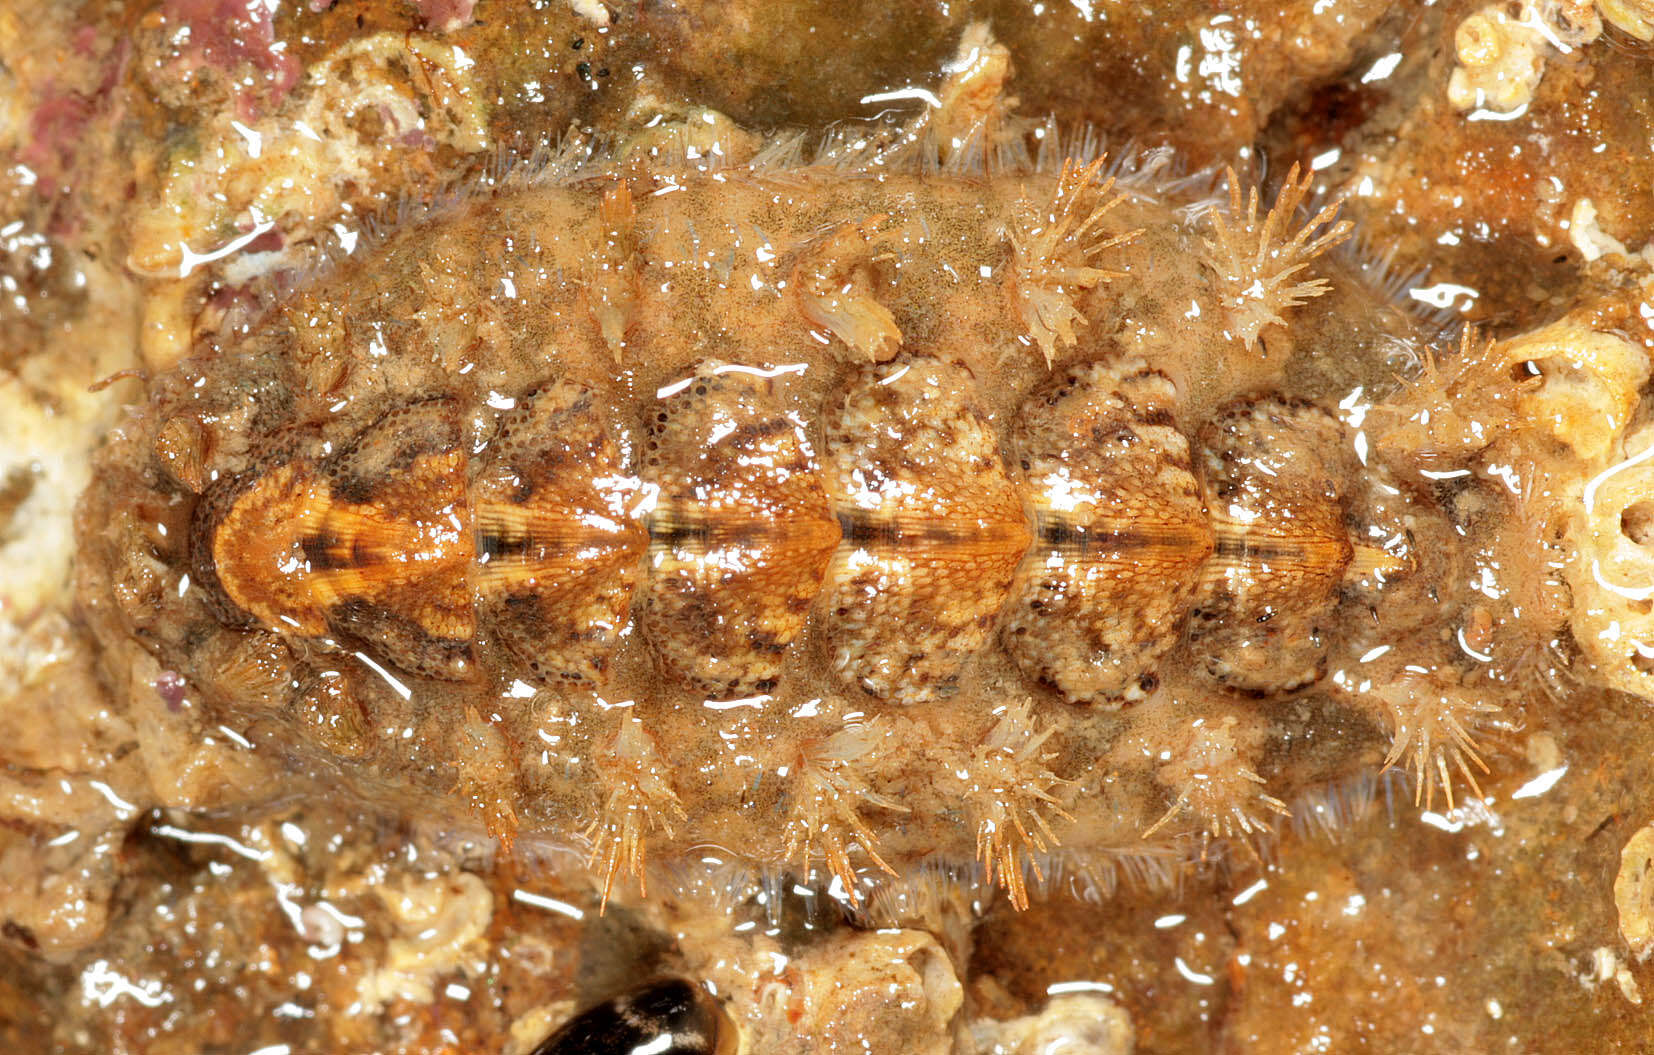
[1036,519,1203,554]
[646,515,715,546]
[1090,423,1141,448]
[1121,365,1169,386]
[835,513,1014,548]
[530,978,729,1055]
[1213,537,1337,563]
[301,531,355,571]
[725,414,797,450]
[646,513,812,548]
[837,514,889,545]
[478,530,538,562]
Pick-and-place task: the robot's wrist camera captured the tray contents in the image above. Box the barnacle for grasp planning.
[1202,163,1352,354]
[357,871,494,1011]
[1447,1,1609,115]
[1448,5,1549,114]
[1503,319,1648,463]
[1570,197,1632,262]
[1600,0,1654,37]
[128,31,488,281]
[1569,424,1654,699]
[1380,316,1648,467]
[1615,823,1654,960]
[1544,0,1608,44]
[1005,157,1138,364]
[967,993,1135,1054]
[586,717,687,909]
[786,930,964,1055]
[779,720,905,901]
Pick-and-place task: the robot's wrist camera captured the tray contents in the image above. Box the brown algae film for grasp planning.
[77,27,1592,909]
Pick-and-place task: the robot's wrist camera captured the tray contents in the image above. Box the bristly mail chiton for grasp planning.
[76,27,1538,906]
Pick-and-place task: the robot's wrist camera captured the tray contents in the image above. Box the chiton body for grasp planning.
[187,351,1376,706]
[77,31,1547,905]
